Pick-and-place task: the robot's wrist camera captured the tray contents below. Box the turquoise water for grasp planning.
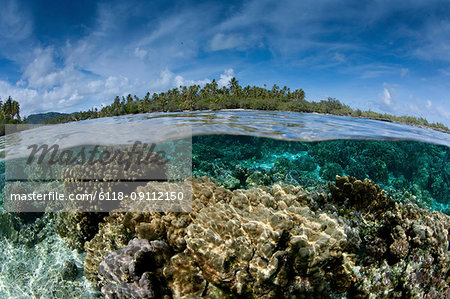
[0,110,449,298]
[21,110,450,145]
[192,135,449,212]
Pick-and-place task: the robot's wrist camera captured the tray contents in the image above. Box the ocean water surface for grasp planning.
[0,110,448,298]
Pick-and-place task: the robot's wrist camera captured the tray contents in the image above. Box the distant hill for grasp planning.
[26,112,71,124]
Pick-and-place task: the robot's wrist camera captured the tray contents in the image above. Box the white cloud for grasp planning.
[152,69,176,90]
[0,44,139,115]
[0,0,35,68]
[0,0,449,129]
[0,80,39,115]
[381,88,392,106]
[174,75,210,88]
[134,47,147,59]
[218,69,235,87]
[84,76,132,99]
[374,84,400,113]
[0,2,223,115]
[0,0,32,42]
[359,64,398,79]
[209,33,247,51]
[22,48,59,89]
[400,68,409,78]
[2,64,228,116]
[57,90,83,106]
[413,20,450,62]
[371,84,450,126]
[151,68,212,91]
[440,68,450,76]
[434,105,450,120]
[422,99,449,120]
[333,53,346,63]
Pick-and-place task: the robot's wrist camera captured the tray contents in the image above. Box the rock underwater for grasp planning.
[56,176,449,298]
[98,238,172,298]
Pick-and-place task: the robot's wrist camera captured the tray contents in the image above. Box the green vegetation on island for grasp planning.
[0,96,25,135]
[2,78,449,133]
[26,112,70,124]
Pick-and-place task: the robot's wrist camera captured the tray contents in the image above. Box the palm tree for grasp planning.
[2,96,13,118]
[11,100,20,120]
[228,77,242,97]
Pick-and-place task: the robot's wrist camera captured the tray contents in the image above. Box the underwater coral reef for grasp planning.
[55,175,449,298]
[0,212,100,298]
[1,134,448,298]
[192,136,449,213]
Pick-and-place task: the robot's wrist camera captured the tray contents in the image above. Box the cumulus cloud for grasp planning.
[372,84,450,126]
[0,2,236,115]
[0,80,39,115]
[151,68,213,91]
[379,87,393,107]
[374,84,408,114]
[22,47,60,89]
[218,69,235,87]
[1,44,140,115]
[421,99,450,121]
[174,75,210,88]
[382,88,392,106]
[84,76,131,99]
[152,69,175,90]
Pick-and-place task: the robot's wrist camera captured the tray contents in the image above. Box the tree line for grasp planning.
[43,78,448,131]
[1,78,448,133]
[0,96,24,135]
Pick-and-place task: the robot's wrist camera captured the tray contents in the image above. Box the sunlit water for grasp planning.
[83,110,449,144]
[1,110,448,159]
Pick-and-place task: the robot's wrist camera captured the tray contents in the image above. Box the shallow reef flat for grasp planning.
[192,135,449,214]
[0,213,101,298]
[56,175,449,298]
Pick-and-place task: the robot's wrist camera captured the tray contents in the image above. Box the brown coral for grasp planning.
[56,212,106,252]
[98,238,172,298]
[81,176,449,298]
[329,175,396,218]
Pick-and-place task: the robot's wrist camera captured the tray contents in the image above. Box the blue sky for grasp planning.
[0,0,449,125]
